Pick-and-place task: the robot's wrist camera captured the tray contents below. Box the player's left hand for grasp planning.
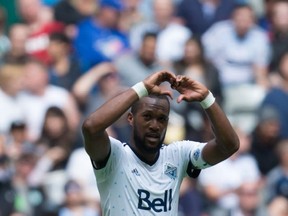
[143,70,176,99]
[172,75,209,103]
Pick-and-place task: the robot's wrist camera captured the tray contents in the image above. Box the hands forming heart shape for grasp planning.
[143,70,209,103]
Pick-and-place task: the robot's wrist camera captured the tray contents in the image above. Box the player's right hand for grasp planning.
[143,70,176,99]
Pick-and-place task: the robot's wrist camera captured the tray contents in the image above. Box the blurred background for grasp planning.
[0,0,288,215]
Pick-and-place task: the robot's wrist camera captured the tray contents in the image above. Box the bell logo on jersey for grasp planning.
[137,189,172,212]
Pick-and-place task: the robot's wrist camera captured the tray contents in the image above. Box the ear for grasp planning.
[127,112,133,126]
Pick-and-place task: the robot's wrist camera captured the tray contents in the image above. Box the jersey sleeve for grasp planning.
[92,136,125,183]
[189,141,211,169]
[176,140,211,169]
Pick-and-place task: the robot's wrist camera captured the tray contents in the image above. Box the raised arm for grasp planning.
[173,76,239,165]
[82,71,176,165]
[72,62,116,104]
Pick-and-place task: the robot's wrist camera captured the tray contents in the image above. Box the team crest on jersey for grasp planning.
[164,163,177,180]
[193,148,200,161]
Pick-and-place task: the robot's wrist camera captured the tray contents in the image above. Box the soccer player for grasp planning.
[82,70,239,215]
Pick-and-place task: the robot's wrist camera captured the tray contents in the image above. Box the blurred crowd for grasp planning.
[0,0,288,215]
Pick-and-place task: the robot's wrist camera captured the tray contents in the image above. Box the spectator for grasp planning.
[202,3,270,89]
[268,0,288,73]
[173,35,223,141]
[66,147,101,212]
[2,24,30,64]
[53,0,98,39]
[24,108,76,208]
[12,150,50,216]
[250,105,281,176]
[4,121,34,161]
[0,7,11,60]
[0,63,25,135]
[173,35,223,103]
[261,51,288,139]
[265,139,288,203]
[53,0,98,26]
[35,106,75,171]
[229,181,267,216]
[17,0,65,64]
[58,179,100,216]
[73,0,130,71]
[72,62,130,142]
[178,178,204,216]
[17,57,80,141]
[198,126,260,213]
[115,32,165,87]
[129,0,192,65]
[118,0,147,33]
[47,32,82,91]
[177,0,236,36]
[0,154,16,216]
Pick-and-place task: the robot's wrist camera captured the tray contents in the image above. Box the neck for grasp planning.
[53,56,69,75]
[129,140,159,166]
[31,87,46,96]
[139,56,154,67]
[1,87,17,97]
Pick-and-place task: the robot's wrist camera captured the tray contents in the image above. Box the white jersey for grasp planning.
[92,137,208,216]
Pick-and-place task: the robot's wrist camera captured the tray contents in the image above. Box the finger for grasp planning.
[177,94,186,103]
[161,90,174,100]
[162,71,176,82]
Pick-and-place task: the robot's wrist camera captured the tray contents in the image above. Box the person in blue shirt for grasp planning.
[73,0,130,72]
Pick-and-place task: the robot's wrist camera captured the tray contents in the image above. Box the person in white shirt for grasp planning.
[129,0,192,66]
[18,57,80,141]
[0,63,25,135]
[202,3,270,89]
[82,70,239,215]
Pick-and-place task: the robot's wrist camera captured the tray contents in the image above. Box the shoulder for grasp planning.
[249,26,269,43]
[46,85,69,97]
[164,140,206,153]
[164,23,191,34]
[109,136,127,153]
[76,17,94,28]
[207,20,232,32]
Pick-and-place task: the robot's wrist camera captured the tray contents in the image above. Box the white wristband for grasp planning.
[200,91,215,109]
[131,82,148,98]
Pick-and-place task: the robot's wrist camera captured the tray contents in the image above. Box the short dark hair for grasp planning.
[233,2,253,12]
[142,32,158,42]
[24,56,47,69]
[49,32,71,44]
[131,94,170,115]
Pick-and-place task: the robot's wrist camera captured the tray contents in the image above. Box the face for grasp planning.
[9,24,29,54]
[24,62,48,93]
[140,36,157,64]
[129,97,169,154]
[258,120,280,140]
[153,0,174,25]
[17,0,41,23]
[0,65,24,96]
[100,7,120,28]
[238,183,260,212]
[184,39,201,63]
[233,7,255,37]
[272,2,288,32]
[44,115,66,138]
[48,40,69,60]
[65,189,84,206]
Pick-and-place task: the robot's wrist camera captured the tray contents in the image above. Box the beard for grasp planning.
[133,128,165,154]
